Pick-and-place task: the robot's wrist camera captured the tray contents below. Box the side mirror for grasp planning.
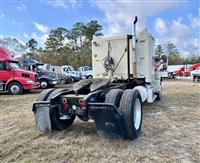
[6,64,12,71]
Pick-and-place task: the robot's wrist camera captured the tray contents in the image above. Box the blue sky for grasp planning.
[0,0,199,57]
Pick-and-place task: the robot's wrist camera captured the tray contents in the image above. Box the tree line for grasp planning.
[25,20,102,69]
[0,20,199,68]
[155,43,200,65]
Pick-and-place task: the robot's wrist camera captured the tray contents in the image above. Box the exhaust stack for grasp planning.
[132,16,138,78]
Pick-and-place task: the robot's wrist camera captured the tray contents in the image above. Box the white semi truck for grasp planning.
[78,66,93,79]
[52,65,81,82]
[32,17,162,140]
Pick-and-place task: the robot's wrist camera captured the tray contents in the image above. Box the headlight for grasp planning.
[26,80,34,84]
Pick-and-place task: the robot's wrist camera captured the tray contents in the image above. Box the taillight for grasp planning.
[62,98,68,110]
[62,98,68,104]
[79,99,85,105]
[79,99,86,110]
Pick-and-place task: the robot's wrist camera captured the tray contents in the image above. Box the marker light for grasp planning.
[72,105,77,110]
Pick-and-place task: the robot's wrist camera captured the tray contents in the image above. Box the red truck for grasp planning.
[0,47,39,95]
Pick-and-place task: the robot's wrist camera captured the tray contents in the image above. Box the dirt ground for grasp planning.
[0,80,199,163]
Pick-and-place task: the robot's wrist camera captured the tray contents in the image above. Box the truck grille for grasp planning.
[35,74,39,82]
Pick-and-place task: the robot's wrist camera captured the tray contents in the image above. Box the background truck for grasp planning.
[0,47,39,95]
[32,17,162,140]
[20,59,58,89]
[52,65,81,82]
[78,66,93,79]
[191,67,200,82]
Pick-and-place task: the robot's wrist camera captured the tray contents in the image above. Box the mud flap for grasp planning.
[33,102,51,132]
[88,103,124,139]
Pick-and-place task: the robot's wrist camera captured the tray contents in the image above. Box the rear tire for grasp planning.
[155,92,161,100]
[36,88,55,101]
[60,78,67,84]
[119,90,143,140]
[8,82,23,95]
[87,75,93,79]
[47,89,75,130]
[70,77,75,82]
[105,89,123,107]
[47,88,68,101]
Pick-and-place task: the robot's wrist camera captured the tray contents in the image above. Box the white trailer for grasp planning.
[33,17,162,140]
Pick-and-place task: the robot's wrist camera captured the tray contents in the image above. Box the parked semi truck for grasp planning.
[33,17,162,140]
[191,68,200,82]
[78,66,93,79]
[52,65,81,82]
[0,47,39,95]
[20,59,58,89]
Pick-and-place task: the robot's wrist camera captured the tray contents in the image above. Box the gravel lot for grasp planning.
[0,80,199,163]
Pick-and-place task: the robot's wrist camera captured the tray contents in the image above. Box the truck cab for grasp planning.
[79,66,93,79]
[0,47,39,95]
[191,66,200,82]
[19,59,58,89]
[61,65,81,82]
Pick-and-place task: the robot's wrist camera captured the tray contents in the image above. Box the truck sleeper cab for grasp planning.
[33,27,162,140]
[0,48,39,95]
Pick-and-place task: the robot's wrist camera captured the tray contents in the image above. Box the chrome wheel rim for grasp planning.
[134,98,141,130]
[41,81,47,88]
[11,85,20,94]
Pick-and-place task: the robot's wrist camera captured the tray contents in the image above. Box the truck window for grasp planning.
[8,62,20,69]
[63,67,69,72]
[36,64,45,71]
[68,66,74,71]
[0,62,5,70]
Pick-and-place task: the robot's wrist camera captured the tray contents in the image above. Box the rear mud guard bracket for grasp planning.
[32,102,52,132]
[87,103,124,139]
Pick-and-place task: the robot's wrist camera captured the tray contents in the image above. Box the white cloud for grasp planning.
[155,17,167,36]
[31,33,48,47]
[94,1,180,36]
[154,15,199,57]
[34,22,49,33]
[188,14,200,28]
[156,36,199,57]
[12,20,23,28]
[191,38,199,49]
[46,0,80,10]
[23,33,29,38]
[182,38,200,54]
[16,4,26,12]
[0,14,5,19]
[171,18,191,40]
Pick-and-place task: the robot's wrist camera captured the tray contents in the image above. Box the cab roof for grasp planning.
[0,47,18,62]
